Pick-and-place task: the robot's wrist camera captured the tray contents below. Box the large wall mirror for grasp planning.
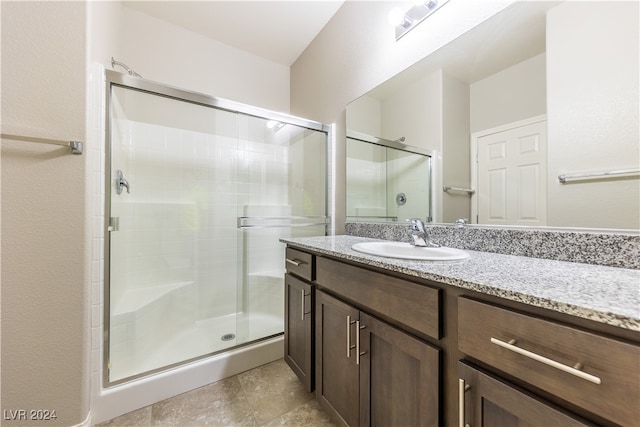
[346,0,639,231]
[347,131,433,223]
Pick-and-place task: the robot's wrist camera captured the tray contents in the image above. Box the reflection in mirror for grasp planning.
[347,131,432,223]
[346,0,639,230]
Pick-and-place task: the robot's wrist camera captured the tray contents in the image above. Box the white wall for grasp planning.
[470,53,546,134]
[1,2,90,426]
[291,0,518,232]
[546,1,639,229]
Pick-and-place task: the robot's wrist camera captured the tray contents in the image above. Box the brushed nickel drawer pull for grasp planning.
[458,379,471,427]
[356,321,366,365]
[490,337,602,385]
[286,258,304,266]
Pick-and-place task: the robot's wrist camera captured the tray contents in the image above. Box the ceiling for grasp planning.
[123,1,345,66]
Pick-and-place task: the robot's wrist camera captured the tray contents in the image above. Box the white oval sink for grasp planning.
[352,241,469,261]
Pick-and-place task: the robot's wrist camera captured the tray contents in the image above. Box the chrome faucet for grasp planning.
[407,218,440,247]
[454,218,468,228]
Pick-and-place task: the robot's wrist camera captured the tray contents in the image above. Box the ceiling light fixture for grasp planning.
[389,0,450,41]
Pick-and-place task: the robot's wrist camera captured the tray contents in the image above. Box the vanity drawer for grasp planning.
[458,297,640,426]
[316,257,440,339]
[285,248,314,281]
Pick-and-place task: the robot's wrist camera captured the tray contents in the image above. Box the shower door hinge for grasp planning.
[108,217,119,232]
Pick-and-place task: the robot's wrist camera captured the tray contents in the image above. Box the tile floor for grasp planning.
[95,359,335,427]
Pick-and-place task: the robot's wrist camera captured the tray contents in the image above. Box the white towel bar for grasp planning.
[558,168,639,183]
[443,186,475,195]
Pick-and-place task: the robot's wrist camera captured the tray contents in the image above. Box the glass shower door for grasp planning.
[235,115,327,345]
[106,80,328,385]
[107,85,243,383]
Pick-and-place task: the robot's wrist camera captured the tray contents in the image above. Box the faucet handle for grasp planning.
[407,218,426,232]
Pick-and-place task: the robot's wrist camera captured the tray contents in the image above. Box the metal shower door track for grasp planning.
[105,70,330,132]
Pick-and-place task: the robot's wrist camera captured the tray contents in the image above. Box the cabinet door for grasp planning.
[284,273,313,392]
[316,290,360,426]
[459,362,596,427]
[359,313,440,427]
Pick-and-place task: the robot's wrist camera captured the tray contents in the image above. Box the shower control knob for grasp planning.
[115,170,130,195]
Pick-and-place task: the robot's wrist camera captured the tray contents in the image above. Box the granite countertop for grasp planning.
[281,235,640,331]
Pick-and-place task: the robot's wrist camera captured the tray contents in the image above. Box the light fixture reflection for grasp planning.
[390,0,450,41]
[266,120,286,132]
[388,7,403,25]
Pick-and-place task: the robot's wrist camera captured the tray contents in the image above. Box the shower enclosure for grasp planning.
[104,71,328,384]
[346,131,433,223]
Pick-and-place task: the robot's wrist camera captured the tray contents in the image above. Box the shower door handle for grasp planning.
[108,217,120,232]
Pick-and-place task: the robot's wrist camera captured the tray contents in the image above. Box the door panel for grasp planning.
[108,84,240,382]
[236,117,328,344]
[284,274,313,392]
[477,120,547,226]
[316,291,360,427]
[459,362,595,427]
[360,313,440,427]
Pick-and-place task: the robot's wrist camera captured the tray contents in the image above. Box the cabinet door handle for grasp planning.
[490,337,601,385]
[346,316,356,358]
[458,379,471,427]
[356,321,366,365]
[286,258,304,266]
[300,289,305,321]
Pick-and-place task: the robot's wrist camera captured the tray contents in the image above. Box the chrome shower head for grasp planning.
[111,57,142,78]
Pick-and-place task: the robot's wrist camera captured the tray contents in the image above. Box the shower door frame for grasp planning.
[346,129,435,223]
[103,70,331,386]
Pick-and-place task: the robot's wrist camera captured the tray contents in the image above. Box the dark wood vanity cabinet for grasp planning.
[316,290,440,427]
[458,297,640,427]
[284,248,314,392]
[283,245,640,427]
[314,256,441,427]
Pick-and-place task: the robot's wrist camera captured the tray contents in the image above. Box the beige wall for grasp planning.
[470,53,546,134]
[381,69,442,153]
[91,2,291,113]
[442,72,471,223]
[1,2,90,426]
[291,0,518,231]
[347,95,381,138]
[2,1,296,425]
[546,1,639,229]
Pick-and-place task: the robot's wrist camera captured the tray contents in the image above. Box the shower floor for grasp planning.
[109,311,283,382]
